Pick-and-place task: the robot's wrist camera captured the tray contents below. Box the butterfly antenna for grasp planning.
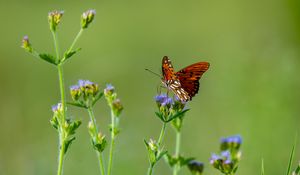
[145,68,162,78]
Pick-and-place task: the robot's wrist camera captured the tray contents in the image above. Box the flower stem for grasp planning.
[147,164,154,175]
[52,28,67,175]
[56,64,67,175]
[147,122,167,175]
[87,107,106,175]
[173,130,181,175]
[51,31,60,63]
[157,122,167,146]
[107,110,116,175]
[68,28,84,53]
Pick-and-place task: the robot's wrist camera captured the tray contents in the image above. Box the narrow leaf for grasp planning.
[67,101,87,108]
[166,109,189,122]
[63,48,81,63]
[155,112,166,122]
[261,159,265,175]
[92,92,104,106]
[286,136,297,175]
[39,53,57,65]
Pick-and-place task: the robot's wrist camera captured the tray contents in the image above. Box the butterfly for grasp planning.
[161,56,210,102]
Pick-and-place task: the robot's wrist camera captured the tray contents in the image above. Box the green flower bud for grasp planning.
[188,160,204,175]
[112,99,123,116]
[21,36,32,53]
[81,9,96,29]
[70,85,81,101]
[48,10,64,31]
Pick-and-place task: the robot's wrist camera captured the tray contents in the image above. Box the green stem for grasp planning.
[57,132,65,175]
[107,110,116,175]
[146,122,167,175]
[67,28,84,53]
[147,164,154,175]
[56,65,66,175]
[173,131,181,175]
[157,122,167,146]
[53,26,67,175]
[87,107,106,175]
[51,31,60,63]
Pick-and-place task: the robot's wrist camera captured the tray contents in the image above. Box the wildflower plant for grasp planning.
[210,135,242,175]
[22,9,96,175]
[69,82,123,175]
[145,94,203,175]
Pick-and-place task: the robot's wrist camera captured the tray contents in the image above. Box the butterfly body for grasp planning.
[161,56,209,102]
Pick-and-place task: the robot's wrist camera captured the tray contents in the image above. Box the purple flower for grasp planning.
[52,103,62,113]
[155,94,173,106]
[104,84,115,97]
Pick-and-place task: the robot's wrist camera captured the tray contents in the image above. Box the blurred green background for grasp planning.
[0,0,300,174]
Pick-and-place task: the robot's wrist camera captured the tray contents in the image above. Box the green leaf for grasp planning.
[180,157,195,167]
[156,150,168,162]
[50,116,59,130]
[62,48,81,63]
[286,136,297,175]
[64,137,76,154]
[68,120,82,135]
[155,112,166,122]
[166,109,189,123]
[67,101,87,109]
[92,92,104,106]
[39,53,57,65]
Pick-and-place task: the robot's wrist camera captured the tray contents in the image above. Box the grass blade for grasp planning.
[286,136,297,175]
[261,158,265,175]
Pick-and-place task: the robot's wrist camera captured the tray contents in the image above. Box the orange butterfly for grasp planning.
[161,56,210,102]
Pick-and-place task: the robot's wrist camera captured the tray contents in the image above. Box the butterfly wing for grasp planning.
[162,56,176,81]
[162,56,191,101]
[176,62,210,99]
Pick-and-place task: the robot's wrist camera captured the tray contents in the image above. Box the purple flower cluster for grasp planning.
[70,79,99,101]
[220,135,242,151]
[210,135,242,174]
[155,94,173,107]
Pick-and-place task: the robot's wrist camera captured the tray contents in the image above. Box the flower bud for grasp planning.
[220,135,242,151]
[81,9,96,29]
[48,10,64,31]
[52,103,63,113]
[188,160,204,175]
[104,84,115,97]
[112,99,123,116]
[70,85,81,101]
[21,36,33,53]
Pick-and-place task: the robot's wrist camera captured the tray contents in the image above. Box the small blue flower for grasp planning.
[104,84,115,97]
[70,85,80,91]
[221,135,242,151]
[210,153,221,164]
[161,97,173,106]
[221,150,231,159]
[155,94,168,103]
[155,94,173,107]
[52,103,62,113]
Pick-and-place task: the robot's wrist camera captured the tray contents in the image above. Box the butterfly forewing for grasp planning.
[162,56,177,81]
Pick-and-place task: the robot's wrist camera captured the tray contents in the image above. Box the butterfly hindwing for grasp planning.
[175,62,210,99]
